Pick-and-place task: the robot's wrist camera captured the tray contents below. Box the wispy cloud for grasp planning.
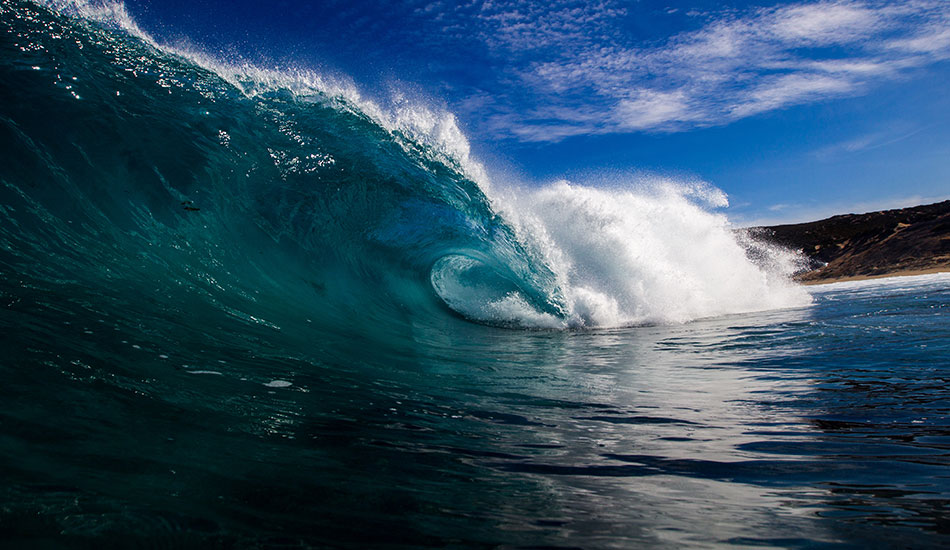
[422,0,950,141]
[812,124,928,158]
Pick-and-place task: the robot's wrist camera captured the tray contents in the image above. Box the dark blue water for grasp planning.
[2,1,949,548]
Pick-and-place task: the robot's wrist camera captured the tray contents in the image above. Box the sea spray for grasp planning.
[459,178,812,327]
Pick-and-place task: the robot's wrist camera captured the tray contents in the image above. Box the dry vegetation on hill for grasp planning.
[756,201,950,283]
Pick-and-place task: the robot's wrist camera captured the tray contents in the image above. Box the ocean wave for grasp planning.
[1,0,810,332]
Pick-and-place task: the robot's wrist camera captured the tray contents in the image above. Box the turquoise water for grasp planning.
[2,1,949,548]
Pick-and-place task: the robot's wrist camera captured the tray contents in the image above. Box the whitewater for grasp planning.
[1,1,948,548]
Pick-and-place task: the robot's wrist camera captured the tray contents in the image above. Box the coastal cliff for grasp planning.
[755,200,950,283]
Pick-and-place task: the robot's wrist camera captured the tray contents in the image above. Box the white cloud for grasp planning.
[766,2,882,43]
[729,73,856,118]
[428,0,950,141]
[614,90,692,130]
[888,27,950,55]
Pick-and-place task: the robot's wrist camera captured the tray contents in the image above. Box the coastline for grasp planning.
[798,266,950,286]
[756,200,950,287]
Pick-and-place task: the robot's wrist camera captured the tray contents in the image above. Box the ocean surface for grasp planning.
[2,1,949,548]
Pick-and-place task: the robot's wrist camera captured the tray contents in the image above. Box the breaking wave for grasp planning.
[0,0,810,334]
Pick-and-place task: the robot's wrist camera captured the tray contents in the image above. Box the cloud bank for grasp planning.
[420,0,950,141]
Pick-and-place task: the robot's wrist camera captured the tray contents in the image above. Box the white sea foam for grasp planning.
[488,177,812,327]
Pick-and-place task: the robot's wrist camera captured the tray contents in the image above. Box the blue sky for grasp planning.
[123,0,950,224]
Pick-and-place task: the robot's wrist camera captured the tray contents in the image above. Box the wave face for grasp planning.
[0,0,808,339]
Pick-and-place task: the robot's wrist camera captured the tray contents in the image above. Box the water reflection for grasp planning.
[391,306,832,547]
[388,278,949,547]
[3,276,948,548]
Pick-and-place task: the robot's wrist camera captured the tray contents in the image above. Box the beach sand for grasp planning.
[799,266,950,286]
